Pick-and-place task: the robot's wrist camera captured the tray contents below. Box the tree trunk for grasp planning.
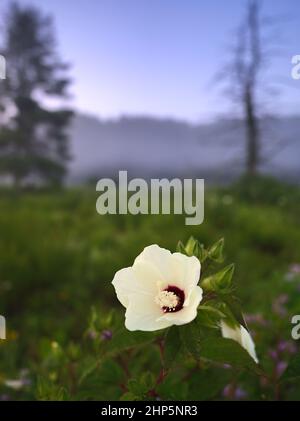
[245,88,259,175]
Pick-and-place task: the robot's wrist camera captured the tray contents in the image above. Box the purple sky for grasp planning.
[1,0,300,122]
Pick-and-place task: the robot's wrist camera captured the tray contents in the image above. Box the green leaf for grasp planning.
[120,392,140,401]
[280,353,300,383]
[188,368,232,400]
[78,357,100,385]
[104,329,155,355]
[176,240,187,255]
[197,305,226,329]
[36,377,68,401]
[77,359,124,400]
[200,337,259,373]
[127,379,146,396]
[127,372,156,397]
[208,238,225,263]
[185,236,197,256]
[197,243,208,263]
[140,372,156,390]
[177,237,208,262]
[157,371,189,400]
[164,327,182,369]
[222,295,248,329]
[179,319,202,359]
[201,264,235,294]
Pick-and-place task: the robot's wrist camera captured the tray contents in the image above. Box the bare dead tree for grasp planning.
[234,0,262,175]
[218,0,272,176]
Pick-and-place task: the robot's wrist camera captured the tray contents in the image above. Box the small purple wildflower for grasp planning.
[276,361,288,377]
[272,294,288,316]
[101,329,113,341]
[223,384,247,400]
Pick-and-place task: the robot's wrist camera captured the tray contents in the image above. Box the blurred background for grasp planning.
[0,0,300,401]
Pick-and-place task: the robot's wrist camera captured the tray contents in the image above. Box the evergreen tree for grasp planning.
[0,2,73,186]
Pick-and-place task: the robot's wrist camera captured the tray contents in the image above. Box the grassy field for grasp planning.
[0,176,300,400]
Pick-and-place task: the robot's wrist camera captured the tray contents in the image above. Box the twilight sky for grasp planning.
[1,0,300,122]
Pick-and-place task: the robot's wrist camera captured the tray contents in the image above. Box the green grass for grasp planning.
[0,176,300,400]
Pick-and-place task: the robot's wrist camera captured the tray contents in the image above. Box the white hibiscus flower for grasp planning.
[112,244,203,331]
[221,320,258,363]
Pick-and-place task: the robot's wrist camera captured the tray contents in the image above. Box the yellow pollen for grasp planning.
[155,290,179,310]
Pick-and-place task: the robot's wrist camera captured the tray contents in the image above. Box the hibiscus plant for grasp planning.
[36,236,299,401]
[107,237,264,399]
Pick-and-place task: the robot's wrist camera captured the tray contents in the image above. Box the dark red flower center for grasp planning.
[162,285,185,313]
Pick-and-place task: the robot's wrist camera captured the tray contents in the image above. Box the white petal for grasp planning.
[132,260,164,287]
[221,321,241,343]
[112,264,158,308]
[240,325,259,363]
[135,245,201,293]
[171,253,201,300]
[134,245,174,285]
[221,321,258,363]
[112,267,134,308]
[159,286,203,325]
[125,293,172,331]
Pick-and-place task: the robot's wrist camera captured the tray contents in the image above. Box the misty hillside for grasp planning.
[68,114,300,183]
